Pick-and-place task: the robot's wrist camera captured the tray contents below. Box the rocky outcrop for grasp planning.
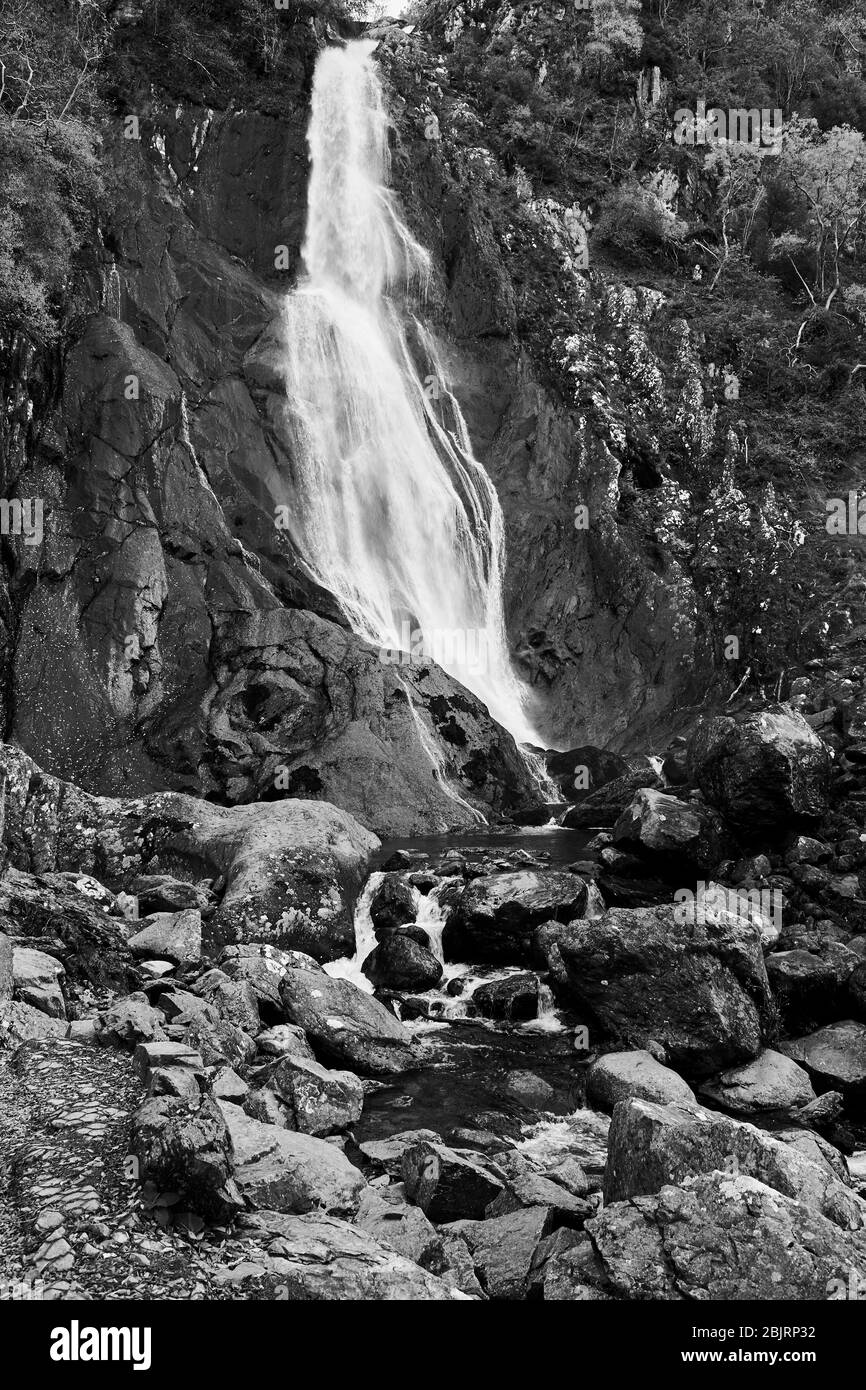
[537,904,771,1075]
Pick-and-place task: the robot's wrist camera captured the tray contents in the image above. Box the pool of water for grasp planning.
[374,825,591,869]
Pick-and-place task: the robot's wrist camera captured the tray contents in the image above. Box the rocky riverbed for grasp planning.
[3,690,866,1301]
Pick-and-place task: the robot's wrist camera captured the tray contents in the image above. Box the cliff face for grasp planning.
[2,0,866,830]
[0,10,539,833]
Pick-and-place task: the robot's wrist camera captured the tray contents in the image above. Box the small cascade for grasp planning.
[323,870,383,993]
[103,263,122,319]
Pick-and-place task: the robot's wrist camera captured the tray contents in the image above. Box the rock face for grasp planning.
[537,905,771,1076]
[0,867,134,992]
[687,706,831,834]
[443,871,589,963]
[546,746,630,802]
[605,1098,865,1231]
[585,1173,866,1300]
[278,968,419,1076]
[219,1102,366,1217]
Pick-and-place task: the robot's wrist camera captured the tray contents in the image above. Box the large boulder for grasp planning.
[698,1048,817,1117]
[687,706,831,834]
[232,1210,466,1299]
[402,1140,505,1222]
[536,904,771,1076]
[443,871,589,964]
[765,945,859,1033]
[130,1094,244,1220]
[11,946,65,1018]
[584,1172,866,1299]
[279,968,418,1076]
[587,1050,696,1112]
[248,1054,363,1136]
[362,934,442,991]
[473,972,540,1022]
[780,1021,866,1104]
[612,789,728,873]
[561,769,662,829]
[604,1097,865,1230]
[443,1207,555,1300]
[219,1102,366,1217]
[546,746,630,803]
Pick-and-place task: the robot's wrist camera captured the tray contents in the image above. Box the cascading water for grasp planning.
[280,39,545,751]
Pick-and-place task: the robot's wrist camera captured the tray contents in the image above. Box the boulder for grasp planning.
[766,946,859,1032]
[443,871,589,964]
[233,1210,465,1299]
[472,972,540,1022]
[127,909,202,967]
[129,875,213,915]
[587,1050,696,1112]
[780,1021,866,1104]
[279,968,418,1076]
[354,1185,443,1269]
[12,946,65,1018]
[218,1101,366,1217]
[585,1172,866,1299]
[249,1054,363,1135]
[130,1094,243,1220]
[369,874,417,932]
[536,904,770,1077]
[0,1000,67,1046]
[612,788,728,872]
[97,993,168,1048]
[256,1024,315,1060]
[604,1097,866,1230]
[362,934,442,992]
[561,769,662,829]
[546,746,630,802]
[698,1049,817,1116]
[687,706,831,833]
[444,1206,554,1299]
[402,1140,505,1222]
[0,868,134,992]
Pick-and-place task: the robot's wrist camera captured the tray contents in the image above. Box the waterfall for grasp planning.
[279,39,545,751]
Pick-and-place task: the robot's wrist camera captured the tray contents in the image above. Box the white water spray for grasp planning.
[280,40,544,750]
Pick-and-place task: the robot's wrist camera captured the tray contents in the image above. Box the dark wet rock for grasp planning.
[766,945,859,1031]
[605,1097,866,1230]
[780,1021,866,1104]
[612,788,728,873]
[369,874,417,932]
[587,1050,696,1112]
[444,1206,555,1299]
[279,968,418,1076]
[546,746,630,803]
[443,870,589,964]
[218,1101,365,1217]
[473,972,540,1022]
[687,706,831,835]
[785,837,833,867]
[128,909,202,967]
[661,739,689,786]
[561,770,662,829]
[585,1172,866,1299]
[698,1049,817,1117]
[502,1069,555,1109]
[362,934,442,992]
[536,904,770,1077]
[402,1140,505,1222]
[248,1054,363,1136]
[130,1093,243,1220]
